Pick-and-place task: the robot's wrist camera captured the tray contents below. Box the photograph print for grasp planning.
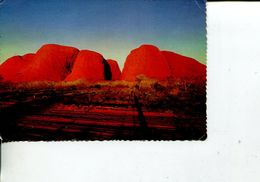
[0,0,206,141]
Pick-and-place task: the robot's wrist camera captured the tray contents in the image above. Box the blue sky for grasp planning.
[0,0,206,69]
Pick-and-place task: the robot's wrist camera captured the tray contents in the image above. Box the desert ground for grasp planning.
[0,77,206,141]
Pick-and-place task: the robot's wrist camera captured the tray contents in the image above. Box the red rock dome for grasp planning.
[0,53,35,82]
[65,50,107,82]
[121,44,206,83]
[0,44,122,83]
[22,44,79,81]
[162,51,206,83]
[0,43,206,84]
[107,59,121,80]
[121,45,171,81]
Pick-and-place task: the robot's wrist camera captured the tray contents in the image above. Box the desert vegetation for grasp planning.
[0,76,206,141]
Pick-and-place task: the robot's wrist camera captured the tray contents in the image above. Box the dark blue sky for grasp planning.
[0,0,206,68]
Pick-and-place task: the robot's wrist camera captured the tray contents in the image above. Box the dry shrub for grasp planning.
[170,88,180,96]
[110,80,135,88]
[96,80,134,89]
[13,80,91,90]
[54,80,89,90]
[135,74,158,89]
[15,81,55,90]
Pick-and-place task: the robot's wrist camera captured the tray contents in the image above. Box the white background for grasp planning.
[2,2,260,182]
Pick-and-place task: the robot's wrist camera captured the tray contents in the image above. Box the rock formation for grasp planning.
[0,43,205,84]
[22,44,79,81]
[121,45,171,81]
[121,44,206,83]
[65,50,109,82]
[162,51,206,83]
[107,59,121,80]
[0,54,35,82]
[0,44,125,83]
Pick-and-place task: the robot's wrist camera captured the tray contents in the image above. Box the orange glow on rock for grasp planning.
[65,50,105,82]
[121,44,206,84]
[121,44,171,81]
[23,44,79,82]
[0,44,205,84]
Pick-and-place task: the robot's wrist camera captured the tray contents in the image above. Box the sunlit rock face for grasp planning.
[0,55,26,82]
[0,44,79,82]
[162,51,206,84]
[0,43,205,84]
[121,45,171,81]
[121,44,206,83]
[0,54,35,82]
[65,50,109,82]
[22,44,79,82]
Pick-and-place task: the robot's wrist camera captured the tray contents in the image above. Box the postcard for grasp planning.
[0,0,206,141]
